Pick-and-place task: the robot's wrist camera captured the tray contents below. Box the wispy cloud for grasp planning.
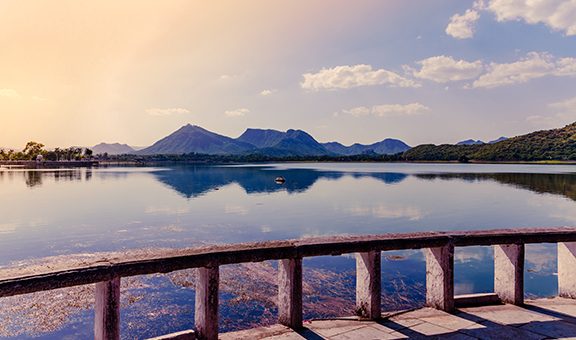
[411,55,484,83]
[527,95,576,127]
[0,88,21,98]
[473,52,576,88]
[301,64,420,91]
[337,103,430,118]
[260,89,277,96]
[225,108,249,117]
[146,107,190,116]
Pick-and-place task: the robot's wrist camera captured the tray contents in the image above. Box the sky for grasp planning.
[1,0,576,148]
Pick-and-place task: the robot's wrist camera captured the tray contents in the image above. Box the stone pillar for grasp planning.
[195,266,219,340]
[558,242,576,298]
[356,251,381,319]
[95,277,121,340]
[425,243,454,312]
[278,258,303,329]
[494,244,524,305]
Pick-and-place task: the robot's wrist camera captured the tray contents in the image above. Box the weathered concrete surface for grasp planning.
[221,297,576,339]
[94,277,120,340]
[494,244,524,305]
[355,251,381,319]
[3,227,576,299]
[278,258,302,329]
[558,242,576,298]
[195,267,219,340]
[425,244,454,312]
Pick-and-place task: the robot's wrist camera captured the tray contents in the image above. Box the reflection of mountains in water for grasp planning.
[151,166,408,198]
[415,173,576,201]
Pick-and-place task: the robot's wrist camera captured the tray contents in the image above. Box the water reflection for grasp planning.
[151,165,408,198]
[5,166,576,203]
[0,169,93,188]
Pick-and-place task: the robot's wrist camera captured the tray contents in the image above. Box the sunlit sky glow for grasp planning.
[1,0,575,148]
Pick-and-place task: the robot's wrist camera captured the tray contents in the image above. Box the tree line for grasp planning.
[0,141,93,161]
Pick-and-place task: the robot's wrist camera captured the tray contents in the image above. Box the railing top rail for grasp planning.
[1,227,576,298]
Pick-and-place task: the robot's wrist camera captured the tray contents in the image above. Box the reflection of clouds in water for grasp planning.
[144,206,190,215]
[0,223,16,234]
[346,205,423,221]
[454,282,475,295]
[455,247,488,263]
[527,196,576,223]
[260,225,272,233]
[0,219,47,235]
[160,225,185,233]
[526,244,556,273]
[224,204,249,215]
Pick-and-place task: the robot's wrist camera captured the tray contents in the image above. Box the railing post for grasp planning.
[278,258,303,329]
[195,266,219,340]
[425,243,454,312]
[494,243,524,305]
[356,251,381,319]
[558,242,576,298]
[94,277,121,340]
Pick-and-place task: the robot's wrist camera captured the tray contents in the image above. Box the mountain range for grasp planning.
[96,124,411,157]
[456,137,508,145]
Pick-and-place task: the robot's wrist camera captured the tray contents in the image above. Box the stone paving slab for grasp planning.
[221,297,576,339]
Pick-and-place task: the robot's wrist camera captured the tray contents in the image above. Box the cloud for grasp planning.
[446,8,481,39]
[146,107,190,116]
[411,55,484,83]
[301,64,420,90]
[260,89,276,96]
[488,0,576,36]
[526,95,576,127]
[447,0,576,39]
[472,52,576,88]
[0,88,21,98]
[338,103,430,118]
[225,108,249,117]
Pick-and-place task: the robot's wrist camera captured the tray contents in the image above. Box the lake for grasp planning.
[1,163,576,338]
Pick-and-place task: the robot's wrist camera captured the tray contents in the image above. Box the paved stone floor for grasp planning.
[221,297,576,339]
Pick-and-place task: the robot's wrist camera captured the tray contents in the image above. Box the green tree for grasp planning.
[23,141,45,160]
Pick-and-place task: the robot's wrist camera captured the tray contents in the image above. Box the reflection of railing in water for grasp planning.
[2,228,576,339]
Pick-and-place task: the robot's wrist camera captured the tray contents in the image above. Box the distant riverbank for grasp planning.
[0,160,99,168]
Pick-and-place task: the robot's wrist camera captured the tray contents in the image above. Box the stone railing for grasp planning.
[2,227,576,340]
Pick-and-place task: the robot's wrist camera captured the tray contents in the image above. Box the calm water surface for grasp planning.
[1,163,576,338]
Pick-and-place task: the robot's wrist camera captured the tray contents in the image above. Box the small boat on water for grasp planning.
[275,176,286,184]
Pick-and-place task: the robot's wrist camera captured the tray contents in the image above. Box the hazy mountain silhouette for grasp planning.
[93,143,135,155]
[323,139,411,155]
[138,125,255,155]
[456,139,485,145]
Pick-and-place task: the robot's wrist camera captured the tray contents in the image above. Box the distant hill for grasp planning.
[457,139,484,145]
[456,137,507,145]
[138,124,255,155]
[404,123,576,161]
[242,129,332,156]
[323,139,411,155]
[92,143,135,155]
[488,136,508,144]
